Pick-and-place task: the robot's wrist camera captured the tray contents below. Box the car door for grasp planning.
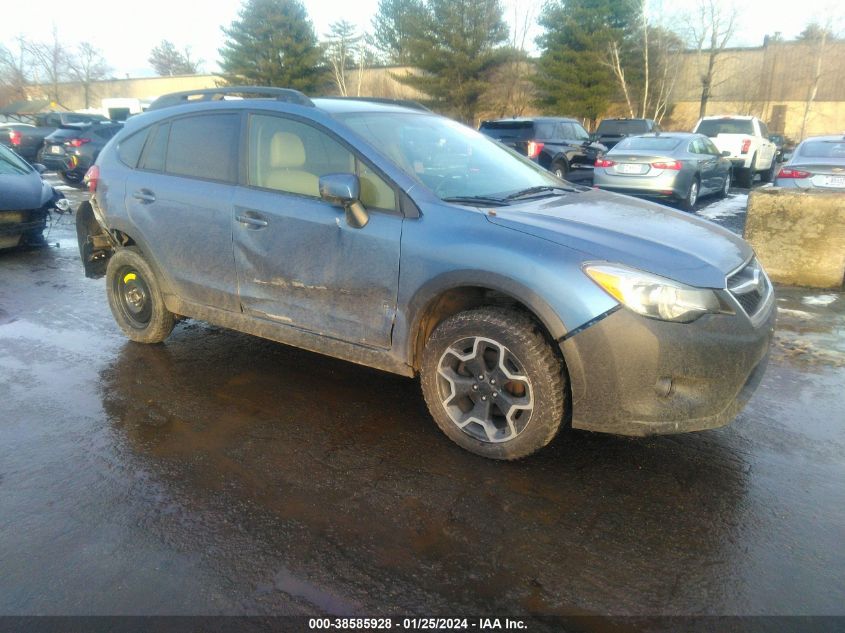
[756,120,776,167]
[565,122,592,168]
[703,137,730,191]
[232,112,402,350]
[690,137,720,193]
[123,113,241,312]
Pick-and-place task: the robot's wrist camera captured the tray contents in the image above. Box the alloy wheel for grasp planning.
[436,336,534,443]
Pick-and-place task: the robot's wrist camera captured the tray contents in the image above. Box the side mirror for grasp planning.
[721,151,731,157]
[32,163,47,174]
[319,173,369,229]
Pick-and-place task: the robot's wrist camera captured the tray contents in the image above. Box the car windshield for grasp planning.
[612,137,681,152]
[798,140,845,159]
[336,112,560,200]
[596,120,649,135]
[478,120,534,141]
[0,146,33,175]
[696,119,754,136]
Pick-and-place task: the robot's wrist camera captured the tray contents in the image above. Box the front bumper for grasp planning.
[560,295,776,436]
[0,209,49,248]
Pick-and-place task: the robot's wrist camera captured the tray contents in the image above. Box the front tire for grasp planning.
[717,170,731,198]
[420,307,567,460]
[551,160,568,179]
[106,248,175,344]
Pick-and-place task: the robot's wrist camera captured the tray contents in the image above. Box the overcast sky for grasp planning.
[1,0,840,78]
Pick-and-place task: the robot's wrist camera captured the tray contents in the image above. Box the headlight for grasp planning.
[584,263,722,323]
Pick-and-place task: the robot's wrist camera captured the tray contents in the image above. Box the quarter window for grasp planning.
[165,114,239,183]
[117,129,148,168]
[248,114,397,211]
[138,123,169,172]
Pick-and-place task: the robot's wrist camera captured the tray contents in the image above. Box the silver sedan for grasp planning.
[773,135,845,190]
[593,133,733,210]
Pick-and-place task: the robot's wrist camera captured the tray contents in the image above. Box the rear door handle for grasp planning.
[132,189,156,204]
[236,212,269,229]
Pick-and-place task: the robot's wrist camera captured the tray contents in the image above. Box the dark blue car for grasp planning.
[76,88,775,460]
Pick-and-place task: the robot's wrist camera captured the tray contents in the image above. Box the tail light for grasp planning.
[526,141,544,159]
[651,160,682,170]
[595,158,616,168]
[84,165,100,193]
[740,139,752,154]
[9,130,22,146]
[777,167,811,179]
[67,138,92,148]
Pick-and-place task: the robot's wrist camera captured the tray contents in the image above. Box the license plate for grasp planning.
[618,163,646,174]
[823,175,845,187]
[49,145,62,154]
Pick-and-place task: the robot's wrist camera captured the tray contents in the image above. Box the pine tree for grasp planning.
[395,0,508,124]
[534,0,638,126]
[371,0,427,65]
[218,0,325,91]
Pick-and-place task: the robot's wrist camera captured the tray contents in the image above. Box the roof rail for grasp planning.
[148,86,314,111]
[319,96,431,112]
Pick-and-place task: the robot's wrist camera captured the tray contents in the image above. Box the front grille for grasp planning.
[727,257,770,318]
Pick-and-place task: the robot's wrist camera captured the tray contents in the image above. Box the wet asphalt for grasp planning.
[0,177,843,619]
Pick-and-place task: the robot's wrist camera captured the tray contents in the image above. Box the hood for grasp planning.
[485,189,750,288]
[0,172,52,211]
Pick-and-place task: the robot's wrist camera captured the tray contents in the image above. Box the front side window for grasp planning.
[247,114,397,211]
[572,123,590,141]
[165,114,239,183]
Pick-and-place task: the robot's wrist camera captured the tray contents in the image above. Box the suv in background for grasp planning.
[38,122,122,185]
[76,87,774,460]
[594,118,660,150]
[693,116,778,188]
[479,117,603,178]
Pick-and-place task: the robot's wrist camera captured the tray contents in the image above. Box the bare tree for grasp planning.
[0,36,31,101]
[686,0,739,118]
[605,41,635,117]
[26,26,69,103]
[68,43,110,108]
[148,40,200,76]
[799,25,828,140]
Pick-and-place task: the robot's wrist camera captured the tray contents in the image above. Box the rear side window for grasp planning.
[117,129,149,167]
[534,122,556,139]
[139,123,170,171]
[165,114,240,183]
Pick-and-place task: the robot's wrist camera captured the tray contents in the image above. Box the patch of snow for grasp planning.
[802,294,839,306]
[696,193,748,221]
[777,308,815,318]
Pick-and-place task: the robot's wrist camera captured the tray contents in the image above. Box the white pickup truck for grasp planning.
[693,116,778,188]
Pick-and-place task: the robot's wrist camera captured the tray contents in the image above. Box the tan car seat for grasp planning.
[264,131,319,197]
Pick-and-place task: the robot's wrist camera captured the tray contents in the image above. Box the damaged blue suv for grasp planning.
[76,88,775,460]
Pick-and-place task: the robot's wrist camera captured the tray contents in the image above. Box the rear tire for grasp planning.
[60,171,85,187]
[420,307,567,460]
[680,177,700,211]
[106,247,175,344]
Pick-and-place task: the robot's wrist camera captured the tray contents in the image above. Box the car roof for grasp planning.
[312,98,426,115]
[625,132,696,139]
[700,115,755,120]
[797,135,845,143]
[481,117,578,124]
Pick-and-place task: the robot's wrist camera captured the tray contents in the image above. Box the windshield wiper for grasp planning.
[441,195,510,207]
[504,185,578,201]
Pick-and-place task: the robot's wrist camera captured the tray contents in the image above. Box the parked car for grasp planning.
[692,115,778,188]
[774,135,845,191]
[594,118,660,150]
[478,117,604,177]
[593,133,732,210]
[768,133,790,162]
[38,122,123,185]
[0,123,41,162]
[76,87,774,460]
[0,144,69,250]
[0,112,110,163]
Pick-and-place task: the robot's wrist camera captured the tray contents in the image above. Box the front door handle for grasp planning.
[236,213,269,229]
[132,189,155,204]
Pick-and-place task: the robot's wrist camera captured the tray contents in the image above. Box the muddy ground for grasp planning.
[0,178,843,621]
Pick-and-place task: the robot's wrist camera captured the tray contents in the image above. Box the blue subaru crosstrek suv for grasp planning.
[76,88,775,460]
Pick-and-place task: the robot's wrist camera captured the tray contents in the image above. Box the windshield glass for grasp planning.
[612,136,681,152]
[596,120,649,135]
[337,112,560,200]
[798,141,845,159]
[696,119,754,136]
[0,145,33,175]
